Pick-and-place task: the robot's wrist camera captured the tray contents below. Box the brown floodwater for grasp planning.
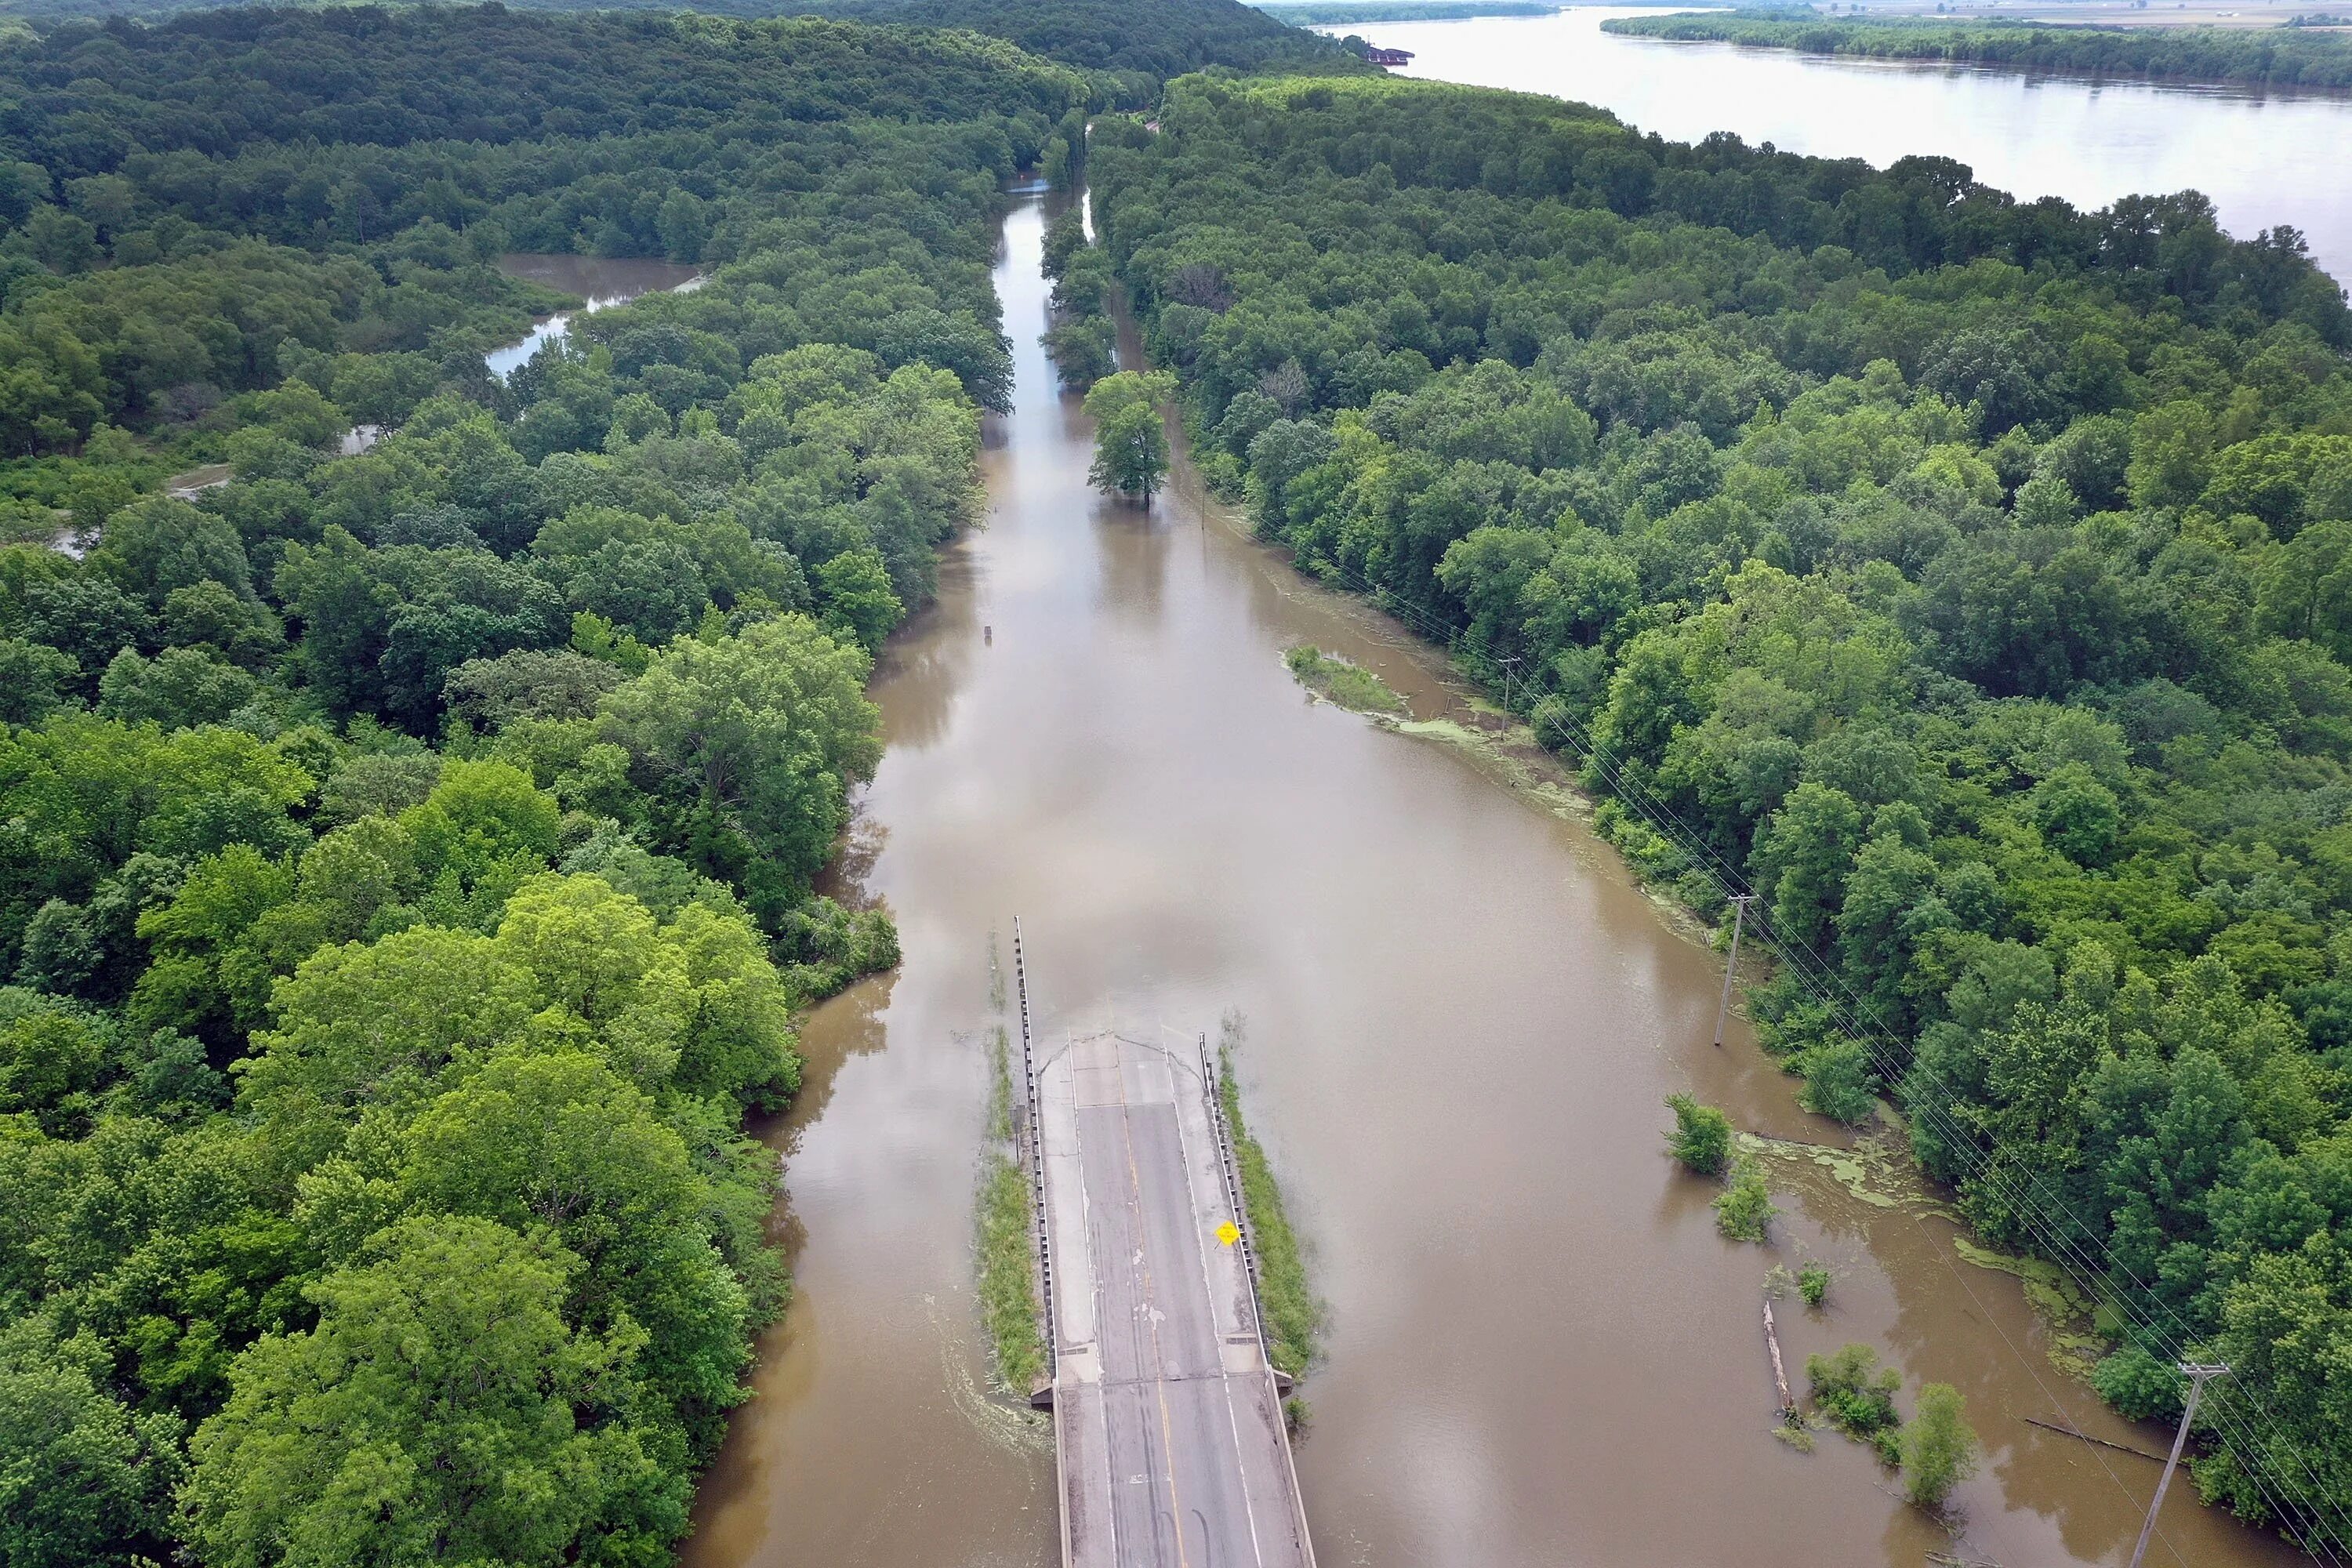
[680,190,2305,1568]
[486,252,705,379]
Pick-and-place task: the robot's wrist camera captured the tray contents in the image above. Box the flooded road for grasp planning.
[681,191,2303,1568]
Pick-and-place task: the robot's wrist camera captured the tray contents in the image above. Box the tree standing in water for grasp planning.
[1900,1382,1980,1508]
[1084,370,1177,504]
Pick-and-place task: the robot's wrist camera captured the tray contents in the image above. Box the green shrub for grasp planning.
[975,1024,1044,1391]
[1664,1092,1733,1176]
[1713,1154,1778,1241]
[1220,1018,1322,1377]
[1807,1342,1901,1441]
[976,1152,1046,1392]
[1798,1265,1831,1307]
[1283,644,1403,713]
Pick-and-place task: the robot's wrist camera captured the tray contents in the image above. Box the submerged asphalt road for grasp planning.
[1041,1034,1312,1568]
[1086,1100,1261,1566]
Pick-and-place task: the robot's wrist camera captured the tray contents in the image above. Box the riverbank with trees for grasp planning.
[1086,68,2352,1548]
[0,8,1099,1563]
[1603,10,2352,90]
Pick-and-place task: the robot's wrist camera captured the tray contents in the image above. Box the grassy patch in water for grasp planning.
[1285,643,1403,713]
[976,1022,1047,1392]
[1218,1016,1323,1379]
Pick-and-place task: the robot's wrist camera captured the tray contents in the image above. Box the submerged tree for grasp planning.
[1084,371,1176,503]
[1900,1382,1981,1508]
[1664,1091,1733,1176]
[1713,1154,1779,1241]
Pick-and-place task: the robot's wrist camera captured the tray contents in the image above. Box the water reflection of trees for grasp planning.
[873,543,982,753]
[775,967,902,1152]
[1093,490,1168,629]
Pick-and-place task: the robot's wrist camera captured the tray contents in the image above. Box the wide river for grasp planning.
[677,191,2308,1567]
[1338,6,2352,285]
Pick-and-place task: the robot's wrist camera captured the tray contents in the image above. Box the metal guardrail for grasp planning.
[1198,1033,1278,1375]
[1013,918,1055,1378]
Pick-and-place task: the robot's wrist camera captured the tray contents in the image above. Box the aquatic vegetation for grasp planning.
[1286,643,1406,713]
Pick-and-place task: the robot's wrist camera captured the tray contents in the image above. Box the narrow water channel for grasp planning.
[680,190,2303,1568]
[485,252,705,379]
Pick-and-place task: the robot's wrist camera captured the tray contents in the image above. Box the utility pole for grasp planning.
[2129,1363,2228,1568]
[1712,895,1755,1048]
[1497,654,1521,713]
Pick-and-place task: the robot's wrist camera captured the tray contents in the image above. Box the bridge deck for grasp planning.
[1036,1033,1315,1568]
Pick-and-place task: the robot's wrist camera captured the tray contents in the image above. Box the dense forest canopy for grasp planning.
[1087,71,2352,1545]
[1604,9,2352,91]
[0,0,1356,86]
[0,5,1076,158]
[7,0,2352,1557]
[0,7,1086,1564]
[755,0,1356,74]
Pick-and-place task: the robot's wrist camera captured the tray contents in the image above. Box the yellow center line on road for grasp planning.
[1113,1057,1192,1568]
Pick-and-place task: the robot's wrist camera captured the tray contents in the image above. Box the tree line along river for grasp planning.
[1340,5,2352,288]
[675,187,2310,1567]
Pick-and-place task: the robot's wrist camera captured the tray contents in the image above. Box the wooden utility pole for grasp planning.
[2129,1363,2228,1568]
[1713,895,1755,1048]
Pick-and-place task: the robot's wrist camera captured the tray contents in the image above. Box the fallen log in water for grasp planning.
[2023,1414,2167,1464]
[1762,1295,1796,1421]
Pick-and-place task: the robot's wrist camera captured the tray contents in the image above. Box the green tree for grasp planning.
[1900,1381,1980,1508]
[811,546,904,652]
[96,646,260,729]
[1751,782,1864,952]
[2091,1345,2182,1421]
[2031,762,2122,866]
[184,1214,671,1568]
[0,638,78,724]
[1084,371,1176,503]
[1044,316,1118,390]
[394,1051,751,1435]
[1664,1091,1732,1175]
[599,616,879,910]
[0,1322,187,1568]
[1800,1040,1878,1124]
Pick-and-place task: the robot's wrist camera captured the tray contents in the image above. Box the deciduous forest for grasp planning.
[0,7,1091,1563]
[5,0,2352,1559]
[1087,71,2352,1539]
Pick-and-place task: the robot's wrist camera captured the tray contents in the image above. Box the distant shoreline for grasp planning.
[1602,9,2352,91]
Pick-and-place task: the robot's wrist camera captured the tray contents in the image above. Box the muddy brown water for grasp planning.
[679,191,2303,1568]
[486,252,705,379]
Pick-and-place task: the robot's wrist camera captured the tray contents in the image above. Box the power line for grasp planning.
[1482,642,2352,1566]
[2133,1365,2232,1568]
[1240,523,2352,1563]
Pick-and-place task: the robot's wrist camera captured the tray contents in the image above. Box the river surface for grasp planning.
[678,191,2306,1567]
[485,252,704,378]
[1330,6,2352,285]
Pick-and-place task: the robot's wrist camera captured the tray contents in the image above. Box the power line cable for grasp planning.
[1229,517,2352,1562]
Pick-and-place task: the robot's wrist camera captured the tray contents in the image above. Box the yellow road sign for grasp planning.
[1216,1221,1240,1247]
